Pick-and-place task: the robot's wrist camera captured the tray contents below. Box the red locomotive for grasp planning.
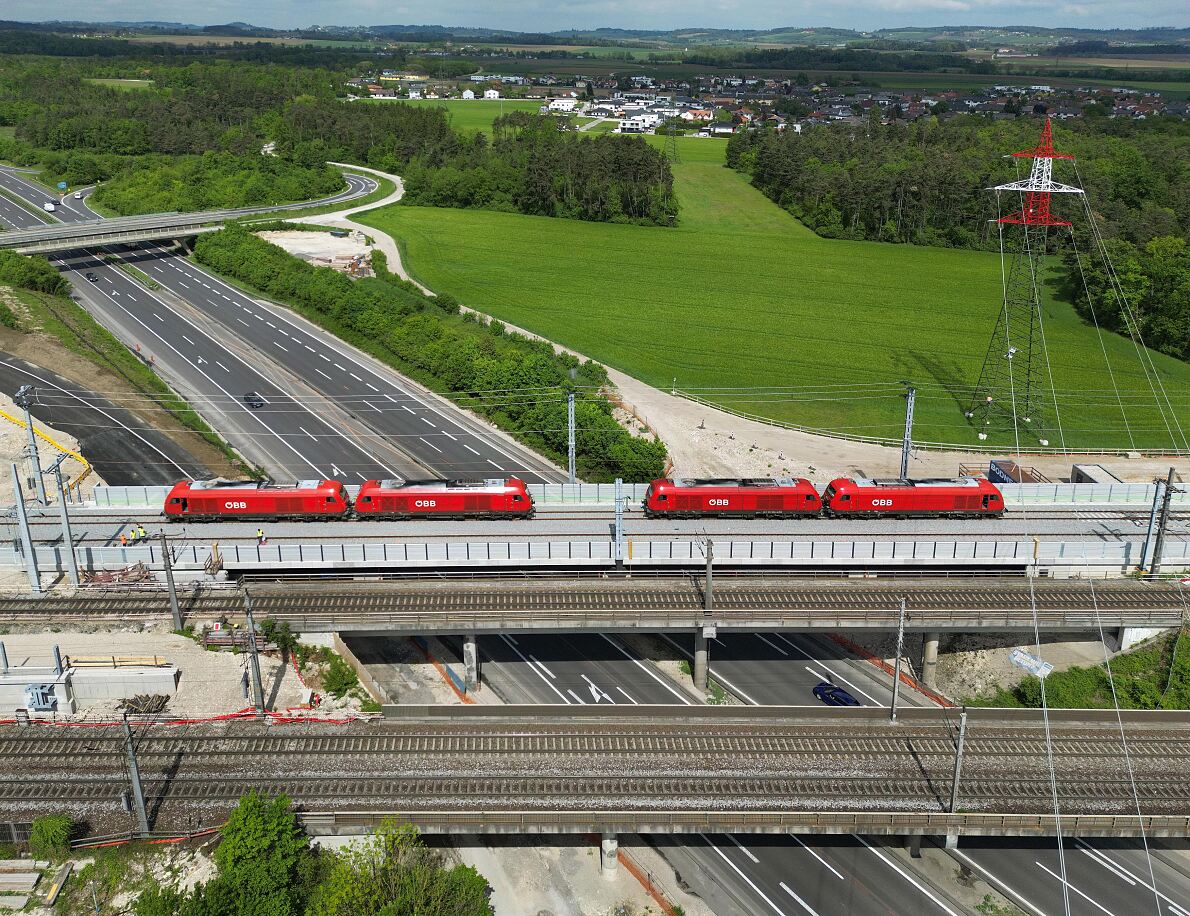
[355,477,534,519]
[643,478,822,518]
[163,479,349,520]
[822,477,1004,518]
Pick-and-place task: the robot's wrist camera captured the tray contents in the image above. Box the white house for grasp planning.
[620,113,661,133]
[548,98,578,112]
[461,89,475,100]
[483,89,501,100]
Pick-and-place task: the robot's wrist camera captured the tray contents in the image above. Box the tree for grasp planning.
[306,820,492,916]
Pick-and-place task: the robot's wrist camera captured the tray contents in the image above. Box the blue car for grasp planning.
[813,682,860,706]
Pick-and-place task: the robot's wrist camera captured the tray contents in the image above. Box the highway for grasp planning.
[459,630,971,916]
[0,165,565,483]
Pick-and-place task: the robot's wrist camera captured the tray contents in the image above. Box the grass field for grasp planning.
[83,78,154,91]
[359,136,1190,450]
[359,99,545,133]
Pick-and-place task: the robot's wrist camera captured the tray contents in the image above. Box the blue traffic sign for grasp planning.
[57,181,67,190]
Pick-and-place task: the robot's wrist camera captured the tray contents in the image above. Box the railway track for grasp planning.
[0,579,1183,620]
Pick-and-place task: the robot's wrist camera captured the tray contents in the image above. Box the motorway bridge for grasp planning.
[1,706,1187,839]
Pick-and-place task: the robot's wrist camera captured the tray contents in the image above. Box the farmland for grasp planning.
[360,136,1190,450]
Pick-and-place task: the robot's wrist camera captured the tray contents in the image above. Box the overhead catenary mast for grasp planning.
[967,119,1082,445]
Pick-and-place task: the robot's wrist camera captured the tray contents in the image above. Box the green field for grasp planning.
[83,78,155,91]
[360,136,1190,449]
[359,98,546,133]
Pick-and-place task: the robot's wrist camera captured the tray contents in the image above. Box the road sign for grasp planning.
[1009,648,1054,679]
[57,182,67,190]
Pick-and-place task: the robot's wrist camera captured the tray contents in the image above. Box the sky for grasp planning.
[4,0,1186,32]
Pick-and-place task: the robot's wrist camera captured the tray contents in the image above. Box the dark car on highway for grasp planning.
[243,392,266,409]
[813,682,860,706]
[84,272,100,283]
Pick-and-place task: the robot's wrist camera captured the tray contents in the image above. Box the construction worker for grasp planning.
[127,527,137,544]
[137,524,147,542]
[256,528,266,546]
[119,532,128,547]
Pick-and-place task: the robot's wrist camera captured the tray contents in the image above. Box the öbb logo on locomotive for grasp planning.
[163,475,1004,521]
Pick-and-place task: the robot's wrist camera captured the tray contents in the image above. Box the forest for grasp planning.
[727,114,1190,361]
[194,225,668,481]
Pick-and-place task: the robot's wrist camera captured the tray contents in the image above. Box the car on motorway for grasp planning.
[812,682,860,706]
[73,191,82,199]
[84,272,100,283]
[243,392,266,409]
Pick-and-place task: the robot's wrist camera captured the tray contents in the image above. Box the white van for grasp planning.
[42,201,56,212]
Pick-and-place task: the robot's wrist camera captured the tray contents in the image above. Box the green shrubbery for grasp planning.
[28,813,73,859]
[0,249,70,296]
[969,629,1190,709]
[193,225,666,481]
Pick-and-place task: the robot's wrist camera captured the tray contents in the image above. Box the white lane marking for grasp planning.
[385,395,398,403]
[215,360,230,372]
[305,345,315,353]
[776,633,886,705]
[420,437,443,454]
[499,637,567,702]
[402,405,415,414]
[857,837,961,915]
[1035,861,1117,916]
[779,882,820,916]
[237,318,249,326]
[255,313,265,321]
[334,363,346,371]
[274,341,287,352]
[614,687,637,705]
[756,633,789,656]
[599,634,691,705]
[181,334,195,346]
[365,401,382,413]
[820,668,881,706]
[315,368,332,380]
[1076,840,1190,913]
[442,431,457,441]
[464,444,480,455]
[177,281,188,288]
[566,689,586,705]
[699,835,789,916]
[220,294,231,300]
[658,633,760,705]
[528,655,556,679]
[266,321,275,328]
[349,372,362,381]
[1077,843,1135,885]
[154,313,164,322]
[421,417,436,427]
[201,282,210,289]
[789,835,844,880]
[580,674,613,704]
[366,383,378,391]
[298,426,317,441]
[320,354,331,361]
[727,835,759,863]
[487,460,502,470]
[948,850,1046,916]
[356,472,367,482]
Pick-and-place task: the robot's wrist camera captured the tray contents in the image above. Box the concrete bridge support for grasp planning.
[463,634,480,692]
[600,831,619,877]
[693,630,709,693]
[922,632,941,690]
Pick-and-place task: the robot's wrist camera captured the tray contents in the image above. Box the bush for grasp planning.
[29,813,73,859]
[0,250,70,296]
[322,653,359,698]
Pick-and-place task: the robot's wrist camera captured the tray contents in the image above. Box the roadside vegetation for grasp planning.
[193,225,667,480]
[362,136,1190,450]
[967,628,1189,709]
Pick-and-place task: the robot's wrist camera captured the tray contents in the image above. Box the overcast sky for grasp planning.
[6,0,1186,32]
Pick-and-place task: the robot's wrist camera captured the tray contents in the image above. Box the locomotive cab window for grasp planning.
[982,495,990,509]
[513,495,523,502]
[656,493,667,501]
[169,497,181,504]
[326,496,336,503]
[359,495,372,503]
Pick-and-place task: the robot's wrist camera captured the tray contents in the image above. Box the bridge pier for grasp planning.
[922,632,941,690]
[462,634,480,692]
[693,629,709,693]
[906,833,922,858]
[600,831,619,877]
[1117,626,1163,652]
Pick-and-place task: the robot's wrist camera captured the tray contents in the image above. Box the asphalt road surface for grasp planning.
[0,166,564,484]
[0,355,207,485]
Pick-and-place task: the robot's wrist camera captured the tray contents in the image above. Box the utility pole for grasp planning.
[13,386,47,505]
[121,715,150,836]
[10,463,41,595]
[900,386,916,479]
[890,597,906,722]
[243,590,265,717]
[159,531,183,631]
[50,461,79,587]
[567,392,576,485]
[1138,475,1164,572]
[613,478,624,567]
[704,539,714,611]
[949,710,969,813]
[1149,467,1179,577]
